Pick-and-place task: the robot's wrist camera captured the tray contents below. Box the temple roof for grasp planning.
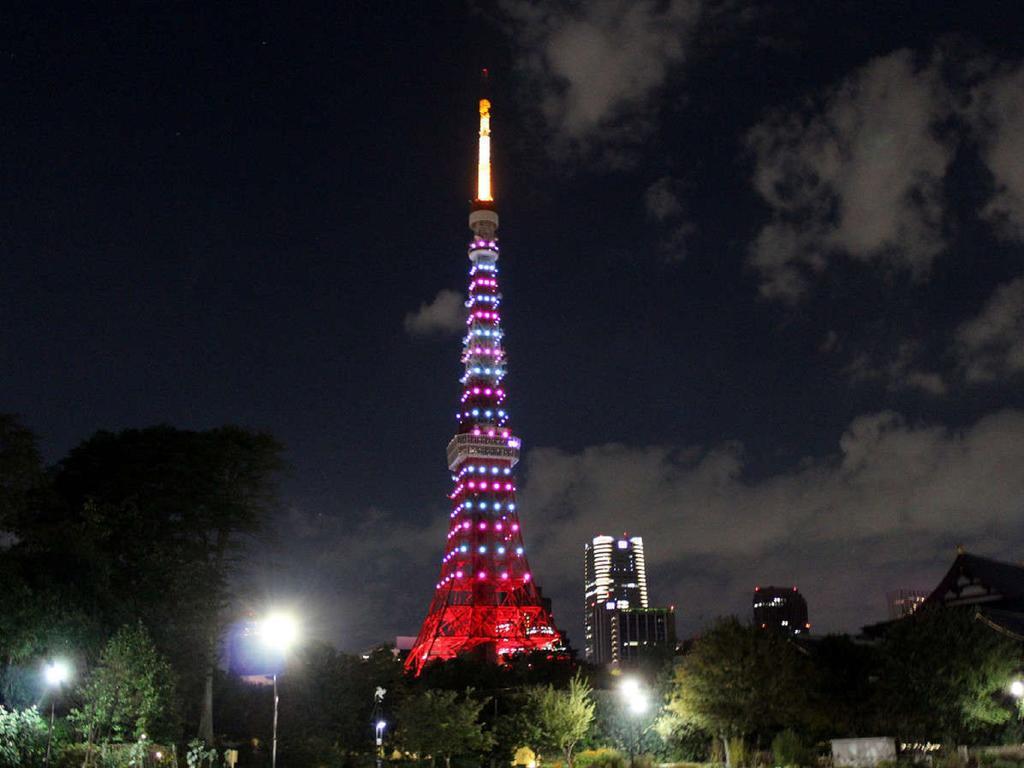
[925,551,1024,609]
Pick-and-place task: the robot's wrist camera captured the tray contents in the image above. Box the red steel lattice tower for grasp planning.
[405,84,562,675]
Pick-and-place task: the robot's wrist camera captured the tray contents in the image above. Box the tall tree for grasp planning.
[395,689,494,768]
[524,670,596,768]
[0,414,44,534]
[874,607,1021,743]
[70,623,177,763]
[666,618,810,764]
[19,425,284,743]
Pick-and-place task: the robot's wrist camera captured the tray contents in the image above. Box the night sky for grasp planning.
[5,1,1024,651]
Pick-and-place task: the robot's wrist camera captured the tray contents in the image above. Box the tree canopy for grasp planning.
[666,618,811,744]
[524,670,596,768]
[395,689,494,768]
[874,606,1022,743]
[70,623,178,748]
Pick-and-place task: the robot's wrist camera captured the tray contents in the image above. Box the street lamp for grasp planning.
[619,678,649,768]
[42,660,71,768]
[375,720,387,768]
[372,686,387,768]
[259,612,299,768]
[1011,680,1024,699]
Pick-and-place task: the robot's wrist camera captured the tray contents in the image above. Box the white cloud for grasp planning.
[501,0,701,160]
[972,64,1024,239]
[955,276,1024,382]
[403,289,465,337]
[517,409,1024,640]
[747,50,953,302]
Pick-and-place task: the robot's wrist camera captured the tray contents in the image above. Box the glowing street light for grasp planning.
[1011,680,1024,698]
[259,612,299,653]
[372,686,388,768]
[42,660,72,768]
[620,677,649,714]
[258,612,300,768]
[619,677,650,768]
[44,660,70,687]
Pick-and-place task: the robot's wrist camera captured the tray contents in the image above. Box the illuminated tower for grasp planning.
[405,82,562,675]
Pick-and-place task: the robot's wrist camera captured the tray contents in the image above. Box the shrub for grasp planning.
[575,749,626,768]
[0,705,48,768]
[727,737,748,768]
[771,730,809,767]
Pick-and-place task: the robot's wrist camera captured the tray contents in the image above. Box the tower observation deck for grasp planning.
[405,80,563,674]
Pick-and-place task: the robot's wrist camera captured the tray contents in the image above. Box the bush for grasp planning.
[575,749,626,768]
[771,730,810,768]
[0,705,48,768]
[727,737,748,768]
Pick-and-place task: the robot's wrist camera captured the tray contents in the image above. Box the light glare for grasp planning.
[260,612,299,652]
[43,660,70,687]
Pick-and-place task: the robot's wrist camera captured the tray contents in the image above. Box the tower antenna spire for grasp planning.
[476,68,493,203]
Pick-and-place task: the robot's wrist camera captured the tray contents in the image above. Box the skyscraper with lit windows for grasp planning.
[584,534,650,662]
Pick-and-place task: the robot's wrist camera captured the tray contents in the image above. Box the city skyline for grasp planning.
[4,2,1024,651]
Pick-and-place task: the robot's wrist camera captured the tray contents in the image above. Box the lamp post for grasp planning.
[259,612,299,768]
[619,678,649,768]
[42,660,71,768]
[371,685,387,768]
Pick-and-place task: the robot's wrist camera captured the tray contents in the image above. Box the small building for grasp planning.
[886,589,928,620]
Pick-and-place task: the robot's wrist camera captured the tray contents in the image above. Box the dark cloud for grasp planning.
[644,176,696,261]
[517,409,1024,640]
[262,506,446,650]
[955,276,1024,383]
[844,341,948,397]
[973,64,1024,238]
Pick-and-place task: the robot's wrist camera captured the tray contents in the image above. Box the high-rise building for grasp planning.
[590,605,677,665]
[753,585,810,635]
[585,534,663,663]
[405,79,562,675]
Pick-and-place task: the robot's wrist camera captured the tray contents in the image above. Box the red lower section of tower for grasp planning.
[405,582,561,674]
